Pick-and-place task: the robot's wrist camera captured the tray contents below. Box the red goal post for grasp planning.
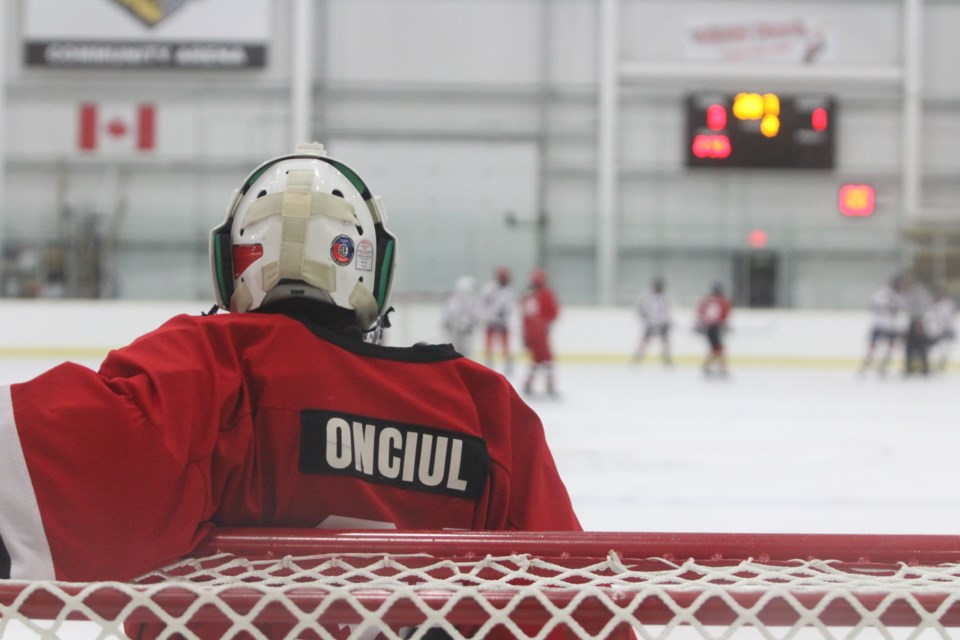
[2,529,960,638]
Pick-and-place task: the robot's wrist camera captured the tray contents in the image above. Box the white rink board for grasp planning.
[0,299,892,366]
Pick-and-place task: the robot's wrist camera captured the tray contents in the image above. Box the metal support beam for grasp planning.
[0,1,7,254]
[534,0,552,270]
[901,0,923,222]
[596,0,619,305]
[619,61,903,88]
[290,0,314,147]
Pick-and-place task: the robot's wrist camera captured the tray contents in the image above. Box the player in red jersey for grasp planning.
[521,268,560,395]
[0,144,579,603]
[697,282,732,377]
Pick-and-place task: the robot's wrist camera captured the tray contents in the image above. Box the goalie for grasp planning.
[0,143,580,594]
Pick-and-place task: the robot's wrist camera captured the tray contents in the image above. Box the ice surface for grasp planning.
[508,362,960,535]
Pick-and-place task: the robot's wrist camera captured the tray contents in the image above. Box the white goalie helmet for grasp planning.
[210,143,397,330]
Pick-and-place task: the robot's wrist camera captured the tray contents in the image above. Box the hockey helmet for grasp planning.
[530,268,547,288]
[210,143,397,330]
[454,275,476,294]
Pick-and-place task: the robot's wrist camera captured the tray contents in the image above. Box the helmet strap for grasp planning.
[231,281,255,313]
[256,169,340,295]
[348,281,380,330]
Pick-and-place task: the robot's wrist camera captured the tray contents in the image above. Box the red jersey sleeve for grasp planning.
[0,315,237,580]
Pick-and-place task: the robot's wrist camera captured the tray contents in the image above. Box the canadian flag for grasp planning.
[78,103,156,153]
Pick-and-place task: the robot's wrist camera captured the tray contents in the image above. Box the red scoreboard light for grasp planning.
[686,93,835,169]
[839,184,875,217]
[748,229,769,248]
[692,134,731,159]
[706,103,727,130]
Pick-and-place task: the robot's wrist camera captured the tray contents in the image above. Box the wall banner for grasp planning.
[685,16,835,64]
[23,0,270,69]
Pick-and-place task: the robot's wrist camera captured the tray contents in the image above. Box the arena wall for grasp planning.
[3,1,959,309]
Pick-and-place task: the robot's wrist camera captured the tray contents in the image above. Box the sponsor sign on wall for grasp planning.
[24,0,269,69]
[685,16,835,63]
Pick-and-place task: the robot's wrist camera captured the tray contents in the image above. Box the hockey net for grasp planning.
[2,530,960,639]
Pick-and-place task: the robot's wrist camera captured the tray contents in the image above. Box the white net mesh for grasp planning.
[2,531,960,640]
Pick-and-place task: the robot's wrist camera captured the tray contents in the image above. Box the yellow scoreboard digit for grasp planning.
[686,93,835,169]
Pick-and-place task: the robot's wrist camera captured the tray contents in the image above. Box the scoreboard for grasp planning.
[685,93,835,169]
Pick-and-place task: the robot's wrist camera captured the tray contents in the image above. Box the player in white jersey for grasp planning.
[927,286,956,373]
[859,274,907,376]
[442,275,481,358]
[480,266,516,372]
[633,277,673,366]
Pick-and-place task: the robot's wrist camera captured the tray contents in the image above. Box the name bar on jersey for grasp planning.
[300,410,489,500]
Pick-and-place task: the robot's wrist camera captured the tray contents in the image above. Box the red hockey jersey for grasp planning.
[0,302,580,582]
[697,293,731,328]
[521,287,559,335]
[522,286,560,363]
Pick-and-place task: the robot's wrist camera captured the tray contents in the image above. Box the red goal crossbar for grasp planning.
[192,528,960,566]
[2,529,960,635]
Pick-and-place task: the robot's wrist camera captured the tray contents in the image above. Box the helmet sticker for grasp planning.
[355,239,374,271]
[330,234,355,266]
[232,244,264,278]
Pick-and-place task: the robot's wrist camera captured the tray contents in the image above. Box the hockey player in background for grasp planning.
[633,277,673,366]
[521,268,560,396]
[0,144,580,638]
[696,282,732,377]
[859,274,907,376]
[480,265,516,372]
[442,275,481,357]
[901,274,933,376]
[928,286,957,373]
